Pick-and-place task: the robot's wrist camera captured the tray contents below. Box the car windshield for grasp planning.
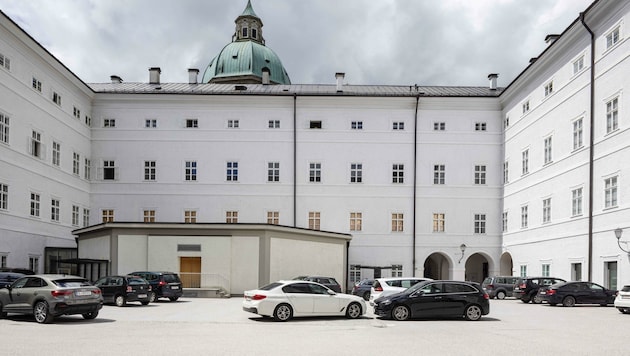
[54,278,91,287]
[407,280,432,293]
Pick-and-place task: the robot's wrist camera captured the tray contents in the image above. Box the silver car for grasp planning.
[0,274,103,323]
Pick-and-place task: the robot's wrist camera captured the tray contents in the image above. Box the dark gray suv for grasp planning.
[482,276,519,299]
[130,271,183,302]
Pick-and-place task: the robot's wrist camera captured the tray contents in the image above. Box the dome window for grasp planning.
[252,28,257,39]
[242,27,248,38]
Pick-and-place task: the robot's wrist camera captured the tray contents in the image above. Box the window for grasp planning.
[393,122,405,130]
[571,263,582,281]
[605,176,618,208]
[432,213,445,232]
[145,119,157,128]
[84,158,91,180]
[103,118,116,128]
[542,198,551,223]
[186,119,198,128]
[83,208,90,227]
[0,255,5,268]
[52,91,61,106]
[268,162,280,182]
[72,205,79,226]
[475,122,487,131]
[143,210,155,222]
[30,130,42,158]
[606,97,618,134]
[522,150,529,175]
[433,122,445,131]
[144,161,156,181]
[349,266,361,284]
[351,121,363,130]
[227,119,239,128]
[226,162,238,181]
[573,118,583,150]
[85,115,92,127]
[350,163,362,183]
[520,265,527,277]
[391,265,403,278]
[544,81,553,97]
[474,165,486,185]
[309,163,321,182]
[474,214,486,234]
[606,26,620,49]
[268,120,280,128]
[309,120,322,129]
[184,210,197,223]
[32,77,42,92]
[51,199,60,222]
[433,164,445,184]
[0,183,7,210]
[542,264,550,277]
[103,160,116,180]
[392,213,404,232]
[242,27,248,37]
[503,116,510,130]
[226,211,238,223]
[522,101,530,114]
[0,112,8,144]
[102,209,114,223]
[392,164,404,183]
[30,193,40,217]
[267,211,279,225]
[0,53,10,70]
[350,212,362,231]
[502,212,508,232]
[251,28,257,39]
[544,136,552,164]
[503,161,509,184]
[73,106,81,119]
[29,257,39,274]
[573,56,584,75]
[185,161,197,181]
[52,141,61,166]
[572,188,583,216]
[73,152,80,175]
[309,212,320,230]
[521,206,528,228]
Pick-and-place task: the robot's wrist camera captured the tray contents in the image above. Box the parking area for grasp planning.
[1,297,627,355]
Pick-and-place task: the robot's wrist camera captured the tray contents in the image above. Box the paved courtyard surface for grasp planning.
[0,297,627,355]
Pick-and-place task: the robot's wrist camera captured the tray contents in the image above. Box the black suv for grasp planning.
[513,276,566,303]
[94,275,152,306]
[130,271,183,302]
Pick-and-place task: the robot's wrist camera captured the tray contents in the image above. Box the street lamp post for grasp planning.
[614,228,630,255]
[458,244,467,264]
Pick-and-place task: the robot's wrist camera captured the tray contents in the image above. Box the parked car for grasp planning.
[373,280,490,321]
[351,279,374,301]
[0,272,25,288]
[481,276,519,299]
[94,275,152,307]
[130,271,183,302]
[0,267,35,275]
[242,280,365,321]
[512,276,566,303]
[614,285,630,313]
[369,277,432,305]
[293,276,342,293]
[0,274,103,324]
[537,281,617,307]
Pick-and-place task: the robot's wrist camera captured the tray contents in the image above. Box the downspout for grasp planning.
[413,95,420,276]
[580,12,595,282]
[293,93,297,227]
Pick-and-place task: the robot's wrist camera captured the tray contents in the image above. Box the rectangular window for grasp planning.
[0,255,5,268]
[30,193,40,217]
[102,209,114,223]
[522,101,530,114]
[186,119,198,128]
[309,212,320,230]
[606,26,620,49]
[433,164,445,184]
[103,118,116,128]
[474,165,486,185]
[268,120,280,128]
[226,162,238,181]
[475,122,487,131]
[0,53,10,70]
[51,199,60,222]
[542,198,552,223]
[143,210,156,222]
[606,97,618,133]
[474,214,486,234]
[268,162,280,182]
[30,130,42,158]
[571,263,582,281]
[392,164,404,183]
[72,205,79,226]
[29,257,39,274]
[144,161,156,181]
[349,265,361,284]
[502,211,508,233]
[227,119,239,128]
[351,121,363,130]
[185,161,197,181]
[73,152,80,175]
[573,118,583,150]
[542,264,551,277]
[433,122,445,131]
[544,81,553,97]
[32,77,42,92]
[393,122,405,130]
[391,265,403,278]
[432,213,445,232]
[309,120,322,129]
[309,163,321,182]
[84,158,91,180]
[572,188,583,216]
[145,119,157,128]
[350,163,362,183]
[103,160,116,180]
[520,265,527,277]
[85,115,91,127]
[350,212,362,231]
[0,113,9,144]
[83,208,90,227]
[0,183,7,210]
[392,213,404,232]
[521,206,528,228]
[73,106,81,119]
[226,211,238,223]
[544,136,552,164]
[52,141,61,166]
[52,92,61,106]
[522,150,529,175]
[605,176,618,208]
[573,56,584,75]
[503,161,509,184]
[184,210,197,223]
[267,211,279,225]
[503,116,510,130]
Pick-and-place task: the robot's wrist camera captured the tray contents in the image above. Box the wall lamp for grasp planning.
[458,243,467,264]
[614,228,630,255]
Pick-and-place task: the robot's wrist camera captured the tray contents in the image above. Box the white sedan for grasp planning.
[242,280,366,321]
[614,285,630,314]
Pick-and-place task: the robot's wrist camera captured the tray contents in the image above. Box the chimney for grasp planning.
[488,73,498,90]
[188,68,199,84]
[110,75,122,84]
[262,68,270,85]
[149,67,161,84]
[545,34,560,45]
[335,72,345,92]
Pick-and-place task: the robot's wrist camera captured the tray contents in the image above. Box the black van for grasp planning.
[130,271,183,302]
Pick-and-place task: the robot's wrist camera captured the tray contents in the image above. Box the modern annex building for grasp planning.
[0,0,628,292]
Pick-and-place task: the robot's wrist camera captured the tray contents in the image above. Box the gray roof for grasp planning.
[88,82,503,97]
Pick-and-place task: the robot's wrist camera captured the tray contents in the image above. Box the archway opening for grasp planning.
[500,252,514,276]
[423,253,451,280]
[464,253,489,283]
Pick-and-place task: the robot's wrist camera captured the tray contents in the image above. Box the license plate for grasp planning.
[171,286,179,289]
[75,290,92,296]
[138,294,147,298]
[623,295,630,299]
[540,292,546,295]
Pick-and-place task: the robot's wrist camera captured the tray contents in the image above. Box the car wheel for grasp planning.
[82,311,98,320]
[346,302,362,319]
[169,297,179,302]
[464,305,483,321]
[496,291,506,300]
[33,300,54,324]
[141,301,150,305]
[392,305,410,321]
[362,291,370,301]
[562,296,576,307]
[115,295,126,307]
[532,295,543,304]
[273,303,293,322]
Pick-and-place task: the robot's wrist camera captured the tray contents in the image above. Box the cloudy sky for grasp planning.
[0,0,594,87]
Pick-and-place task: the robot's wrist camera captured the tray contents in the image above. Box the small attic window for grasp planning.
[310,120,322,129]
[242,27,248,37]
[252,28,257,39]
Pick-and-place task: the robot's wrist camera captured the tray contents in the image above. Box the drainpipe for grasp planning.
[580,12,595,282]
[293,93,297,227]
[413,95,420,276]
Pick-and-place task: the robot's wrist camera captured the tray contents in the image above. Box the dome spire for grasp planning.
[233,0,264,45]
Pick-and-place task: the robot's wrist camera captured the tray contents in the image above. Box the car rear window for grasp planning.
[163,274,181,283]
[128,277,148,285]
[482,277,492,285]
[622,285,630,292]
[260,282,283,291]
[54,278,91,287]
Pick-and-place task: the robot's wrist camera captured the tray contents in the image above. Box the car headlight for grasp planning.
[379,299,392,306]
